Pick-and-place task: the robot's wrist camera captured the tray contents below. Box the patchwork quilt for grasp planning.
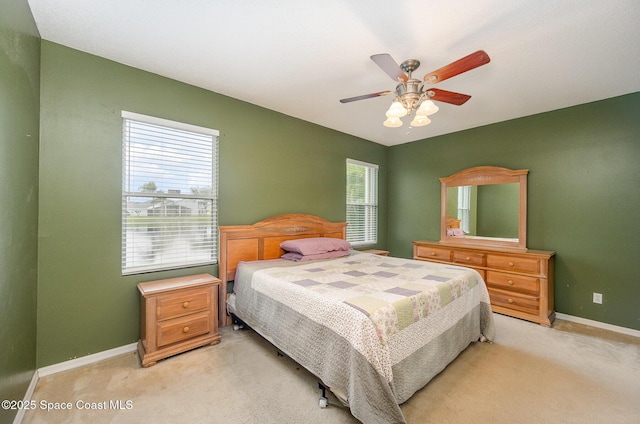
[230,251,495,424]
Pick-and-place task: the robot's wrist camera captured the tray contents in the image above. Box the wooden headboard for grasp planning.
[217,214,347,323]
[446,215,461,229]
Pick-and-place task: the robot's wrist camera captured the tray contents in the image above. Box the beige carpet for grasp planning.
[22,314,640,424]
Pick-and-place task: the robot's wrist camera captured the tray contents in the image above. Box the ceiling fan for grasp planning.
[340,50,490,128]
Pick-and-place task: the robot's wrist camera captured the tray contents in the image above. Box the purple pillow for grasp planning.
[280,237,352,255]
[447,228,465,237]
[281,250,350,262]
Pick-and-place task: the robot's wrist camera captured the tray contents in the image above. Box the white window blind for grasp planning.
[346,159,378,245]
[122,111,219,275]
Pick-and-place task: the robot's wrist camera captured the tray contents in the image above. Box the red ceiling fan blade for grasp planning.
[427,88,472,105]
[340,90,393,103]
[423,50,490,84]
[370,54,409,82]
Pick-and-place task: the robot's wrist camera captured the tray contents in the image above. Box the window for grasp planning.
[346,159,378,246]
[122,111,219,275]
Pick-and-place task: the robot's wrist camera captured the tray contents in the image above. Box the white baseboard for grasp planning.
[12,371,39,424]
[37,342,138,377]
[555,313,640,338]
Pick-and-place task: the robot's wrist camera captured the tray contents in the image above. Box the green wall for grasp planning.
[0,0,40,421]
[37,41,387,367]
[388,92,640,330]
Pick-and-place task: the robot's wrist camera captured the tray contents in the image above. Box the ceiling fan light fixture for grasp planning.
[385,100,408,118]
[383,117,403,128]
[410,115,431,127]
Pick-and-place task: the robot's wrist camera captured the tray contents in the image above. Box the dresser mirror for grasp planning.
[440,166,528,251]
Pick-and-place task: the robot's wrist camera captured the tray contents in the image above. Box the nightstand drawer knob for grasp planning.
[507,298,514,304]
[508,262,514,267]
[508,280,514,285]
[182,301,189,308]
[431,252,436,256]
[183,326,190,333]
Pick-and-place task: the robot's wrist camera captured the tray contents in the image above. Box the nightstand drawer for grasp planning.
[486,271,540,295]
[157,311,212,348]
[487,254,540,274]
[157,288,211,320]
[415,246,451,261]
[452,251,485,266]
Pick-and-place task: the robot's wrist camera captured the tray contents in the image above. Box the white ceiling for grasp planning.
[28,0,640,146]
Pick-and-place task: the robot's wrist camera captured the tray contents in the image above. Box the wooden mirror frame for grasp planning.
[440,166,528,251]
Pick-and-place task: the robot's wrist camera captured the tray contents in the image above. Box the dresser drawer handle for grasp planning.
[182,301,189,308]
[182,326,190,333]
[508,261,514,267]
[507,298,514,304]
[508,280,514,285]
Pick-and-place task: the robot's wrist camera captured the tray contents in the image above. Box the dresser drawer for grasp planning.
[452,251,485,266]
[488,288,539,314]
[157,288,211,320]
[157,311,212,348]
[415,245,451,261]
[486,254,540,274]
[486,271,540,295]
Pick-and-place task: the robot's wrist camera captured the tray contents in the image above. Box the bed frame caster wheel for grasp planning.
[318,382,328,408]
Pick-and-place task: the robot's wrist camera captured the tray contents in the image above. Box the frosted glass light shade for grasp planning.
[383,117,403,127]
[417,100,439,116]
[386,101,408,118]
[410,115,431,127]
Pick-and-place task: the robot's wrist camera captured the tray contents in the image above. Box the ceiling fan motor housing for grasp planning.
[395,79,424,111]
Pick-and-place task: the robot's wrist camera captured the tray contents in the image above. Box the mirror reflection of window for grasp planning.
[457,186,471,233]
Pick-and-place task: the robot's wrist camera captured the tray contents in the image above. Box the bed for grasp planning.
[219,214,495,424]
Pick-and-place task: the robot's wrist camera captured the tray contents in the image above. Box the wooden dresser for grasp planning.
[413,241,555,326]
[138,273,221,367]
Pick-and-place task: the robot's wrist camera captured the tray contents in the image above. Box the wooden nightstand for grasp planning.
[361,249,390,256]
[137,273,221,367]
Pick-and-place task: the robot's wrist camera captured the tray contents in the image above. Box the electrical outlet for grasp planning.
[593,292,603,304]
